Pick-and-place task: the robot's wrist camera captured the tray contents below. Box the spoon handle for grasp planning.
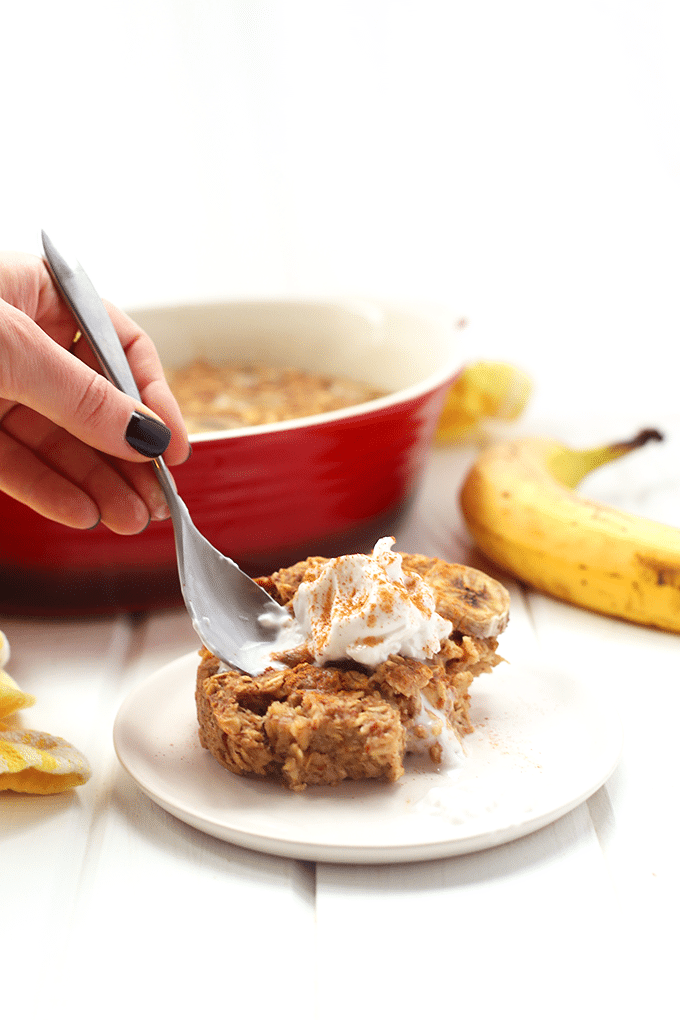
[42,231,142,401]
[42,231,184,510]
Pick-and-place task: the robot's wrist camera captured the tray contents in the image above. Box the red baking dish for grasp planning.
[0,298,462,615]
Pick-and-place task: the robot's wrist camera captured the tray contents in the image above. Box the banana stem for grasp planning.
[550,428,664,488]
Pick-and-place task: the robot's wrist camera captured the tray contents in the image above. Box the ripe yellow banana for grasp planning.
[460,428,680,633]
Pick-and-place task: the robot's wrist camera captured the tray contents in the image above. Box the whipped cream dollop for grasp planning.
[292,537,452,667]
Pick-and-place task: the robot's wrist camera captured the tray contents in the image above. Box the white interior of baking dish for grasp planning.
[129,298,463,438]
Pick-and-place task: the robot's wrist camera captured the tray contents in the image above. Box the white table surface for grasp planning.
[1,3,679,1018]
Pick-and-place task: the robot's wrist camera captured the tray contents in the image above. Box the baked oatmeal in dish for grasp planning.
[168,359,388,433]
[195,538,510,791]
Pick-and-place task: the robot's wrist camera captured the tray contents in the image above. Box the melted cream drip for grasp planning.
[292,537,452,666]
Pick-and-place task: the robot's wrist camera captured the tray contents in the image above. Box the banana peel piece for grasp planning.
[436,361,532,442]
[0,727,92,794]
[0,632,91,794]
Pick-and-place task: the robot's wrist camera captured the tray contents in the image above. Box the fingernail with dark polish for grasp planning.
[125,412,172,458]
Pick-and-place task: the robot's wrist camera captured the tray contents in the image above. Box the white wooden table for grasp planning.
[3,419,678,1018]
[1,3,679,1016]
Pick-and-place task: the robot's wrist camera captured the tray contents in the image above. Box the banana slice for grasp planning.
[402,556,510,639]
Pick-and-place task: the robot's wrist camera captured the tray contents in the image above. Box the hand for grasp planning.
[0,252,191,534]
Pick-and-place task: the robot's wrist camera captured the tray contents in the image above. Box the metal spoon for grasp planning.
[42,230,294,675]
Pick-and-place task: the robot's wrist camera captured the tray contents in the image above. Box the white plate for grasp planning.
[113,652,623,864]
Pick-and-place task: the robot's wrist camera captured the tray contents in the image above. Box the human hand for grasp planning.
[0,251,191,534]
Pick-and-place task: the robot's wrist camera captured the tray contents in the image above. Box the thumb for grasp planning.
[1,305,171,460]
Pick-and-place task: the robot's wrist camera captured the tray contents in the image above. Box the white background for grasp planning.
[2,0,679,423]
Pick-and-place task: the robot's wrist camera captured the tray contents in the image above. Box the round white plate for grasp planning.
[113,652,623,864]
